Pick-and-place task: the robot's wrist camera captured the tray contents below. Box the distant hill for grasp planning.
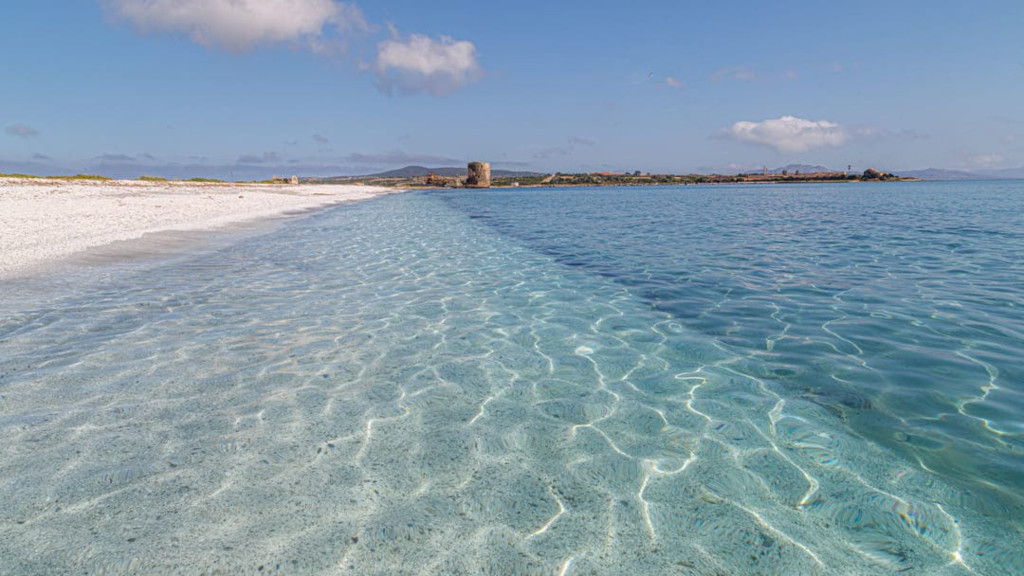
[370,165,462,178]
[899,169,999,181]
[976,167,1024,179]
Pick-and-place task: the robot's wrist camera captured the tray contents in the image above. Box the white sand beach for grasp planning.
[0,177,397,279]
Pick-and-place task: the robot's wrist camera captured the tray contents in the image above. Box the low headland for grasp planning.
[308,166,914,189]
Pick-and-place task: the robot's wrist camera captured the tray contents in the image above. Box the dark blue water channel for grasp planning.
[438,182,1024,486]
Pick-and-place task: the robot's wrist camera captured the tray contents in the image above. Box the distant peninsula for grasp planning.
[307,166,914,189]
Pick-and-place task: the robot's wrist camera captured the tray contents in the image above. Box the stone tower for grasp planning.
[466,162,491,188]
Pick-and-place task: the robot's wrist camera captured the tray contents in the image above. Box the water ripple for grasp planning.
[0,184,1021,574]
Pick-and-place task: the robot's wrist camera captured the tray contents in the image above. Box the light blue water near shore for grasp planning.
[0,182,1021,575]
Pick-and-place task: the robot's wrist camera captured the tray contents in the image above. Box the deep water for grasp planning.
[1,182,1021,575]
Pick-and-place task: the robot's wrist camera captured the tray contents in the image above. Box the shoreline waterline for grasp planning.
[0,177,402,280]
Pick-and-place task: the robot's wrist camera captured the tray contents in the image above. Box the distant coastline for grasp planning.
[4,167,982,189]
[309,167,916,189]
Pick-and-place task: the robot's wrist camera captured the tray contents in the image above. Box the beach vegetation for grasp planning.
[138,176,169,182]
[0,173,42,179]
[52,174,113,181]
[184,177,225,183]
[491,176,550,187]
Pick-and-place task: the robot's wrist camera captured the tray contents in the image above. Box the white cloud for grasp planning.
[375,33,480,95]
[665,76,684,89]
[723,115,849,153]
[698,162,762,174]
[105,2,482,96]
[104,0,367,53]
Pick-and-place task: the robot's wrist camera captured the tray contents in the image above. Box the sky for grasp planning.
[2,0,1023,179]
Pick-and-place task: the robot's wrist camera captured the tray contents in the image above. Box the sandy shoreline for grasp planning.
[0,178,399,279]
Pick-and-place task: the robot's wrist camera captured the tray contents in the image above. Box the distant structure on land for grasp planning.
[290,175,299,185]
[466,162,491,188]
[425,172,460,187]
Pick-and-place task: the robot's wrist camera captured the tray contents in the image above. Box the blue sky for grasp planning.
[2,0,1023,179]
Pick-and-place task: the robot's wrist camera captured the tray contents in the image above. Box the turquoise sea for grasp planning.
[1,182,1021,575]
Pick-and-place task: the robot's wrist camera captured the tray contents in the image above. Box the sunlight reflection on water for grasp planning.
[1,183,1021,575]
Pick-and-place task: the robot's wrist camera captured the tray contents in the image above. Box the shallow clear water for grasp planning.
[1,182,1022,575]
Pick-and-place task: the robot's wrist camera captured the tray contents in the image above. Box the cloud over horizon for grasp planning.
[723,115,849,153]
[343,150,464,166]
[949,151,1008,170]
[968,154,1005,168]
[375,33,481,95]
[534,137,596,160]
[6,124,40,138]
[237,151,283,164]
[95,153,136,163]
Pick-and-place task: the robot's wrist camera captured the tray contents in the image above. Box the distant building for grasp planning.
[466,162,491,188]
[425,172,459,187]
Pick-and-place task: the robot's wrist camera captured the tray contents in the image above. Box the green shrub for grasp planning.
[52,174,112,181]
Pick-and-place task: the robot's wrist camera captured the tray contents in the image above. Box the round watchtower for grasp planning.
[466,162,491,188]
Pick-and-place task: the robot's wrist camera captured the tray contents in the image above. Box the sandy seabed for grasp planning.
[0,178,397,279]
